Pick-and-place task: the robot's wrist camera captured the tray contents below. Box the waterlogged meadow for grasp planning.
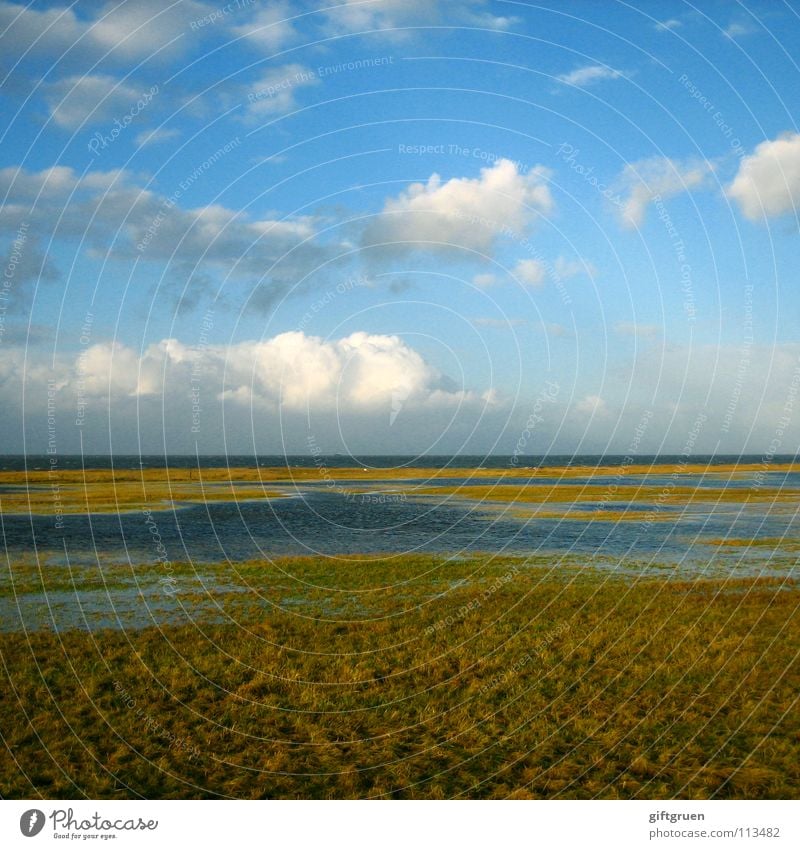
[1,462,800,799]
[1,552,799,799]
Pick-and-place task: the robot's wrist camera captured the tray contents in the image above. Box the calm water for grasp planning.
[3,455,799,631]
[1,456,798,565]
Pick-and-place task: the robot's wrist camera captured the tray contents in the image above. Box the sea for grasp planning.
[2,453,796,472]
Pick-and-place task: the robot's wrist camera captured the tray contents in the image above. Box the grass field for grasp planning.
[1,554,798,799]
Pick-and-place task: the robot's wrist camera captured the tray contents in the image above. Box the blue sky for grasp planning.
[1,0,799,456]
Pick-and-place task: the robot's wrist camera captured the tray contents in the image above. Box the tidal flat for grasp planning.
[2,462,799,798]
[2,460,799,515]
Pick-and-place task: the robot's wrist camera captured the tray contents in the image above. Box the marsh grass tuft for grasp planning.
[1,555,798,799]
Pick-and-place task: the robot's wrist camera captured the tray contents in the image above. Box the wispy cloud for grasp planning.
[556,64,623,87]
[232,2,298,52]
[135,127,180,147]
[322,0,516,38]
[44,74,155,130]
[724,21,755,39]
[472,272,499,288]
[614,156,715,227]
[240,64,319,120]
[472,317,527,328]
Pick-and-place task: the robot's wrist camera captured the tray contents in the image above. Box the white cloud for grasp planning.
[362,159,553,255]
[135,127,180,147]
[554,256,595,279]
[616,156,714,227]
[472,272,498,288]
[78,341,141,396]
[512,259,546,288]
[225,330,482,411]
[243,64,319,119]
[324,0,436,34]
[724,21,754,39]
[656,19,682,31]
[232,3,297,52]
[6,335,800,455]
[323,0,514,37]
[575,394,607,416]
[556,64,622,87]
[0,0,212,64]
[0,164,341,309]
[726,132,800,220]
[68,331,478,418]
[44,74,153,130]
[461,9,518,29]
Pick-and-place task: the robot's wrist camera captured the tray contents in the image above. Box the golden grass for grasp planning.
[408,483,798,506]
[2,460,797,487]
[707,537,800,549]
[1,554,798,799]
[0,479,286,515]
[2,461,796,515]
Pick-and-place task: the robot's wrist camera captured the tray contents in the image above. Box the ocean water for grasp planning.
[2,453,797,471]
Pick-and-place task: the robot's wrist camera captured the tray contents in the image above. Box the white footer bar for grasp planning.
[2,799,797,848]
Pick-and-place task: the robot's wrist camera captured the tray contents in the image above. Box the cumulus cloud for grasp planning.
[726,132,800,220]
[44,73,155,130]
[4,334,800,456]
[0,330,488,453]
[242,64,319,119]
[0,0,212,65]
[1,331,507,453]
[55,331,475,411]
[554,256,595,279]
[556,64,623,87]
[77,341,143,396]
[575,394,607,416]
[512,259,546,288]
[362,159,553,256]
[615,156,714,227]
[232,3,297,52]
[472,272,498,288]
[0,164,341,309]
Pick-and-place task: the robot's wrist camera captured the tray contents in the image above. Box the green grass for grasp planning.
[1,554,798,799]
